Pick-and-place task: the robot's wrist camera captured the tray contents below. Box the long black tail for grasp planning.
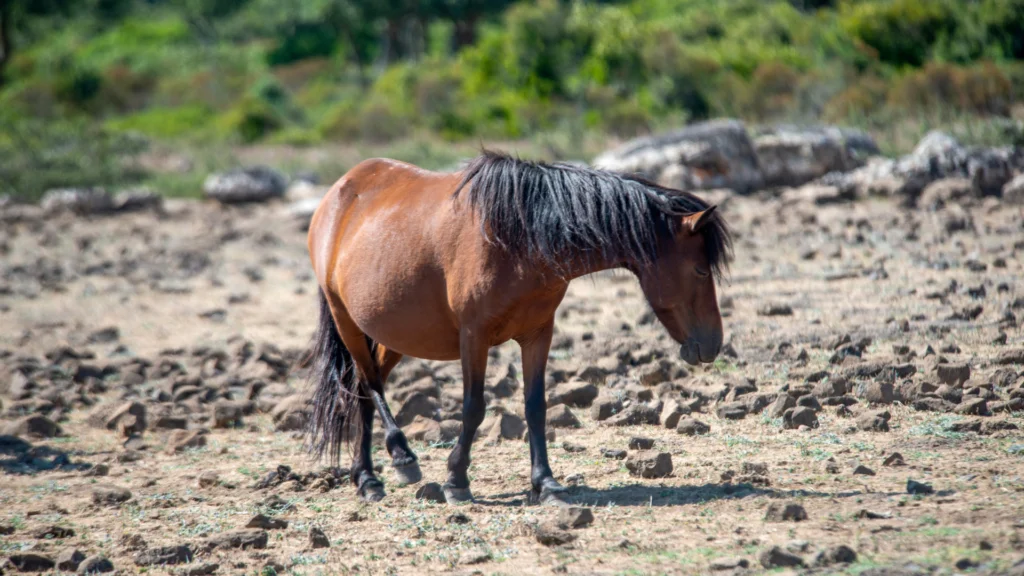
[306,289,364,465]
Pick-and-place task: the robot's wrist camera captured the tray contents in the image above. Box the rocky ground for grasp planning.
[2,176,1024,576]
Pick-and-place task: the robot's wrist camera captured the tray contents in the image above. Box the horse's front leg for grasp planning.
[519,322,567,505]
[443,327,488,504]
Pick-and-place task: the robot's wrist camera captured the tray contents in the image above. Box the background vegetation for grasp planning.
[2,0,1023,200]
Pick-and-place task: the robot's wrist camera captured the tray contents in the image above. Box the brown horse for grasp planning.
[305,151,732,504]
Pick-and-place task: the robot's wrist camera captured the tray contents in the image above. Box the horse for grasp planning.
[305,150,732,504]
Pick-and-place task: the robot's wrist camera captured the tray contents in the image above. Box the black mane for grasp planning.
[454,151,732,279]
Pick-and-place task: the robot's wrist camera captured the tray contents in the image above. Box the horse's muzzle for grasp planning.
[679,336,722,366]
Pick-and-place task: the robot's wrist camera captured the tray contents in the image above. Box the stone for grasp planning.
[113,188,163,212]
[557,506,594,529]
[394,392,439,427]
[535,522,576,546]
[766,394,795,419]
[862,382,894,404]
[883,453,905,467]
[56,549,86,571]
[676,417,710,436]
[628,436,655,450]
[76,556,114,574]
[7,554,56,572]
[403,415,442,442]
[175,562,219,576]
[783,407,818,429]
[204,529,268,550]
[660,398,691,429]
[547,380,599,408]
[857,410,891,432]
[133,545,194,566]
[601,448,627,460]
[593,119,764,194]
[30,525,75,539]
[715,401,748,420]
[590,395,623,421]
[1004,173,1024,204]
[92,485,132,506]
[198,471,219,488]
[755,125,877,188]
[603,402,660,426]
[309,527,330,548]
[458,549,491,565]
[764,502,808,522]
[4,415,62,438]
[936,363,971,386]
[415,482,446,503]
[480,410,526,441]
[758,303,793,316]
[246,514,288,530]
[166,429,208,453]
[956,397,987,415]
[994,349,1024,365]
[907,479,934,495]
[814,545,858,566]
[625,451,673,478]
[203,167,287,204]
[212,401,245,428]
[40,188,115,215]
[853,465,876,476]
[759,546,805,568]
[546,405,581,428]
[709,557,750,571]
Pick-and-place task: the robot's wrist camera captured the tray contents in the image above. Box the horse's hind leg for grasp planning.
[368,345,422,485]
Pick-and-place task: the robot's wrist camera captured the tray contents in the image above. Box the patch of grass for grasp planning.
[909,415,967,439]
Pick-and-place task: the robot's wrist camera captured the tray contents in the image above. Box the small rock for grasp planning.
[56,549,86,571]
[857,410,891,432]
[4,415,62,438]
[535,522,576,546]
[7,554,56,572]
[548,380,599,408]
[601,448,627,460]
[852,465,876,476]
[715,401,748,420]
[590,395,623,421]
[955,397,987,415]
[204,529,268,550]
[76,556,114,574]
[246,514,288,530]
[758,304,793,317]
[175,562,219,576]
[660,398,691,429]
[133,545,194,566]
[676,417,710,436]
[212,401,245,428]
[92,485,132,506]
[759,546,805,568]
[627,437,655,450]
[936,363,971,386]
[783,406,818,429]
[447,512,471,525]
[883,453,905,467]
[814,545,858,566]
[165,429,208,454]
[709,557,750,571]
[603,402,660,426]
[625,451,673,478]
[415,482,446,503]
[907,479,934,495]
[557,506,594,529]
[30,525,75,539]
[546,404,581,428]
[308,526,330,549]
[198,471,219,488]
[764,502,808,522]
[459,549,491,565]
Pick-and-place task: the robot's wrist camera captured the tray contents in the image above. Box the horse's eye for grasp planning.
[695,266,710,278]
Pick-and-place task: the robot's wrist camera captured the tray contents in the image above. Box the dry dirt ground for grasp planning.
[1,187,1024,576]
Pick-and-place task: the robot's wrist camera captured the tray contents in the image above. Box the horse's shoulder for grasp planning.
[346,157,439,181]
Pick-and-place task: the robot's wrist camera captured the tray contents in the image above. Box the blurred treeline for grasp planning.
[1,0,1023,199]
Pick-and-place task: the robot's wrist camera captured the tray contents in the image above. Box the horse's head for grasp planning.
[637,207,727,366]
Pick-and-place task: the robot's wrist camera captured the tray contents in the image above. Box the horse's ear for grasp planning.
[681,206,717,234]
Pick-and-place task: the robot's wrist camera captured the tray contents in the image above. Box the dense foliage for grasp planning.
[1,0,1023,198]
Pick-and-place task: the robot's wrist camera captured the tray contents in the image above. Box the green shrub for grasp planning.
[840,0,957,67]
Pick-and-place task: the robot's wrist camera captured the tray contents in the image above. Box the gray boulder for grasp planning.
[754,125,878,188]
[40,188,116,215]
[204,167,287,204]
[593,119,763,194]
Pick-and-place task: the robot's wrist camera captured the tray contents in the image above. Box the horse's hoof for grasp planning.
[529,480,569,506]
[357,477,386,503]
[393,461,422,486]
[442,483,474,504]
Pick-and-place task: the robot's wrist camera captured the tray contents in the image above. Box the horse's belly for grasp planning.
[341,269,461,361]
